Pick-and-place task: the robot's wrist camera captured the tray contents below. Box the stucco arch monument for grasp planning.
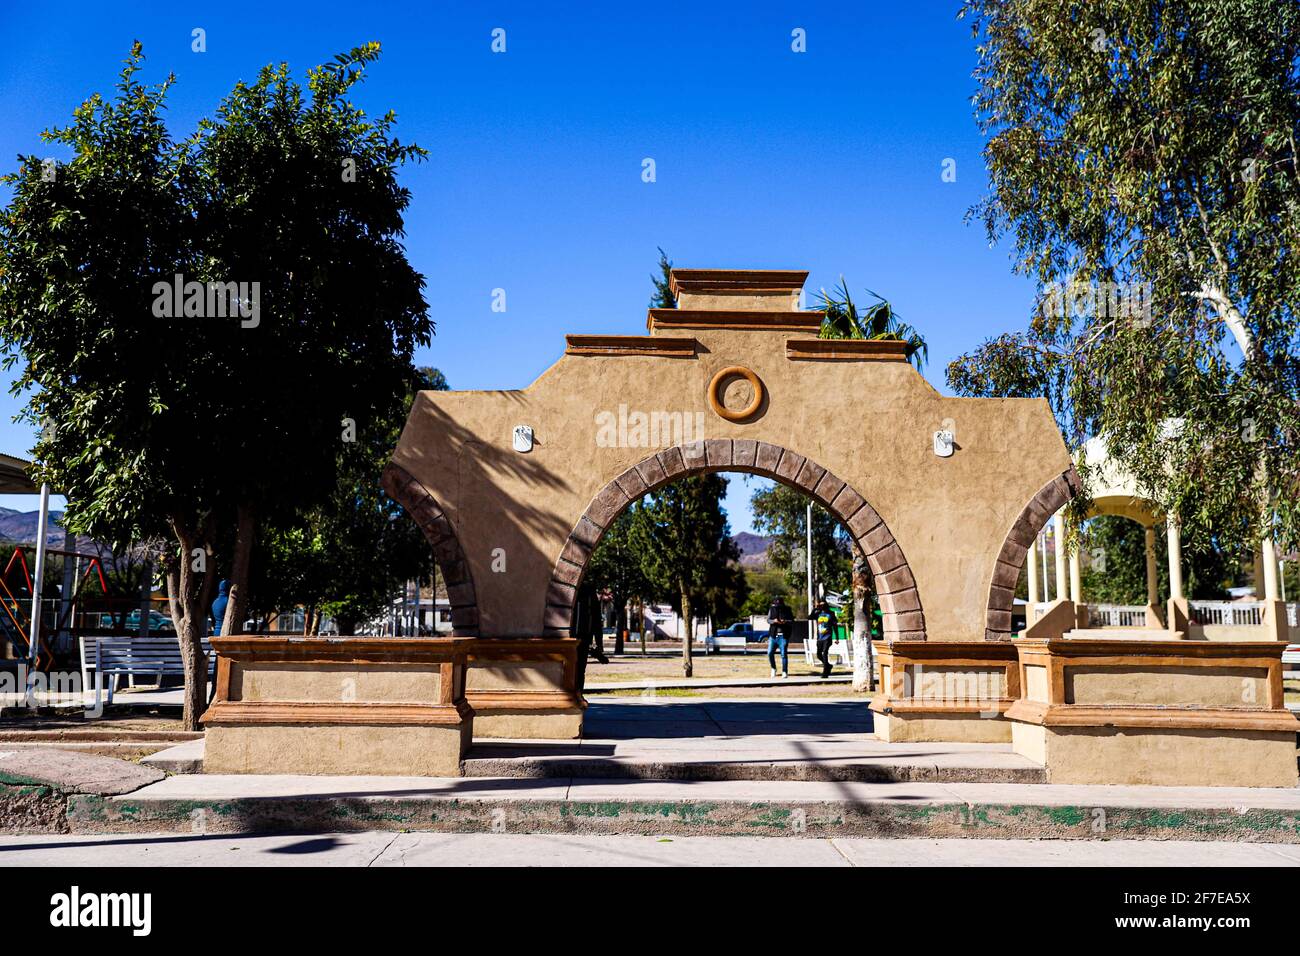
[203,269,1298,787]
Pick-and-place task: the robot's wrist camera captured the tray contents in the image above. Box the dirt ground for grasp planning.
[0,708,186,735]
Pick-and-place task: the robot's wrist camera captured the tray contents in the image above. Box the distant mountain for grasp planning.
[0,507,74,547]
[732,531,772,570]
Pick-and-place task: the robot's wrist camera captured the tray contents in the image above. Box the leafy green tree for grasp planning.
[816,278,928,370]
[584,506,652,653]
[650,247,676,309]
[751,482,851,615]
[1080,515,1234,604]
[740,567,796,617]
[954,0,1300,556]
[248,367,446,634]
[0,43,430,727]
[630,474,739,677]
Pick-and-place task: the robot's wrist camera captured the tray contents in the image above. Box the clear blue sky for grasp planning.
[0,1,1038,532]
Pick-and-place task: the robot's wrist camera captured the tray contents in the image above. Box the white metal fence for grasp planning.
[1087,604,1149,628]
[1188,600,1264,626]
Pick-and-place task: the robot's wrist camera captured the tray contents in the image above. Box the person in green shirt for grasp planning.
[813,599,838,679]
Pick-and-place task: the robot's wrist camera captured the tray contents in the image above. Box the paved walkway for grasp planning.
[2,832,1298,867]
[464,697,1039,782]
[111,773,1300,810]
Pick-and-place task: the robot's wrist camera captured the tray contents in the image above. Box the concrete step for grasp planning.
[461,741,1046,784]
[55,774,1300,843]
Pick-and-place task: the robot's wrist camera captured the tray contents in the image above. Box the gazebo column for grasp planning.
[1026,532,1040,609]
[1068,549,1082,603]
[1262,538,1280,601]
[1167,520,1184,600]
[1165,518,1191,635]
[1052,513,1068,603]
[1143,525,1165,628]
[1261,538,1289,641]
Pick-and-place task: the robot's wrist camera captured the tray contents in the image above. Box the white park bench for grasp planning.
[1283,644,1300,681]
[81,636,216,706]
[803,634,852,667]
[703,634,749,654]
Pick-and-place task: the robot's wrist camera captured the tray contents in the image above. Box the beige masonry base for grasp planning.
[204,723,471,777]
[202,636,475,776]
[466,638,586,739]
[1006,639,1300,787]
[1010,721,1298,788]
[869,641,1019,744]
[873,711,1011,744]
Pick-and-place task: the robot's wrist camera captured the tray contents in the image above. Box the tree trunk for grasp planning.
[221,503,255,636]
[851,555,874,692]
[165,522,219,731]
[614,593,626,655]
[637,598,646,655]
[680,585,693,678]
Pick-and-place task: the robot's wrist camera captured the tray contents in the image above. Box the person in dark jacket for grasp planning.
[210,580,230,636]
[766,597,793,678]
[813,599,839,678]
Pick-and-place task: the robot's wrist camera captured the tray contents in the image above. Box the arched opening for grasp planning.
[545,440,924,646]
[381,462,479,636]
[984,468,1080,640]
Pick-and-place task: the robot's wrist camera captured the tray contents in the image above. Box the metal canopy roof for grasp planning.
[0,453,40,495]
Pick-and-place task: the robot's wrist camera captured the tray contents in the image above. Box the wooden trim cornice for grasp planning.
[565,334,697,357]
[1006,699,1300,733]
[210,635,475,665]
[785,339,910,361]
[646,309,823,333]
[668,269,808,298]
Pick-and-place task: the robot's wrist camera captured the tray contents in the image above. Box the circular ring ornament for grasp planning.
[708,366,764,422]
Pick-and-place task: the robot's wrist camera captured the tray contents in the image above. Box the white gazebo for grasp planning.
[1025,437,1294,641]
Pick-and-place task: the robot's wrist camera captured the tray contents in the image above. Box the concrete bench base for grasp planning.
[201,636,475,777]
[466,639,585,739]
[1007,638,1300,788]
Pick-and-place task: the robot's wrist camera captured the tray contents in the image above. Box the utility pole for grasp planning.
[28,482,50,669]
[805,500,814,617]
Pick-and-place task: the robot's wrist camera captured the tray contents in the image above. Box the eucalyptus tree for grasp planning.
[950,0,1300,557]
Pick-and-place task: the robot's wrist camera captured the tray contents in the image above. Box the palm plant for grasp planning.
[815,278,928,371]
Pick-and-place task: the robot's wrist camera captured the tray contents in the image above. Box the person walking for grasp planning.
[766,596,793,678]
[814,599,839,679]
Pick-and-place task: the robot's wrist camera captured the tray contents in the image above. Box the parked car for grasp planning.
[122,609,175,633]
[703,621,768,653]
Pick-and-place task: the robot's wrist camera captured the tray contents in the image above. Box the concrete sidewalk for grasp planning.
[464,696,1043,783]
[52,771,1300,843]
[3,832,1299,867]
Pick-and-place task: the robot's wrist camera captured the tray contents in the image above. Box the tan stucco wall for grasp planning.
[466,661,564,692]
[390,271,1071,640]
[907,664,1007,700]
[472,709,583,739]
[1030,726,1299,788]
[233,662,442,704]
[204,723,470,776]
[874,711,1012,743]
[1063,665,1268,709]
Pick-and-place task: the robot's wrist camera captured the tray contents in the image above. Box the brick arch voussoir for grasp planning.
[545,440,926,641]
[984,466,1083,640]
[381,462,478,636]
